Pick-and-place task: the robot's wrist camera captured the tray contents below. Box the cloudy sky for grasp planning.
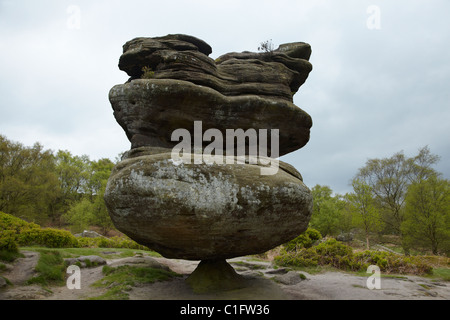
[1,0,449,195]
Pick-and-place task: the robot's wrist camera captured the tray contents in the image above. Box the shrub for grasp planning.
[0,211,40,233]
[0,211,41,252]
[18,228,79,248]
[0,230,18,253]
[353,251,433,275]
[141,66,155,79]
[1,212,149,251]
[284,228,322,251]
[76,236,149,250]
[313,238,355,269]
[258,39,275,54]
[275,238,433,276]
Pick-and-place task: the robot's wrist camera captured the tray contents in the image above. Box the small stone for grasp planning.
[64,255,106,268]
[0,276,8,288]
[273,271,305,285]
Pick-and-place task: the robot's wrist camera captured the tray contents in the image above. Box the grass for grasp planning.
[352,269,408,279]
[0,246,174,299]
[90,265,181,300]
[276,256,450,281]
[26,249,66,287]
[18,246,162,289]
[21,246,160,260]
[230,261,267,270]
[0,249,24,262]
[427,268,450,281]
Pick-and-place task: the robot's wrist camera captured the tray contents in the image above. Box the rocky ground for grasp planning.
[0,251,448,300]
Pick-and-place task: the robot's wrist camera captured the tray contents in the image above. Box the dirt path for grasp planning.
[0,251,53,300]
[1,253,449,300]
[2,251,40,285]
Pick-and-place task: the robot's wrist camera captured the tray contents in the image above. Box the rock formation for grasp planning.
[104,34,314,292]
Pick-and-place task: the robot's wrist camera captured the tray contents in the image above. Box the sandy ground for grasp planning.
[0,251,448,300]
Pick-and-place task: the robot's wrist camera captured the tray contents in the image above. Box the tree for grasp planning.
[406,146,440,183]
[309,185,345,236]
[90,180,115,235]
[85,158,114,200]
[355,146,440,254]
[402,175,450,255]
[64,198,95,233]
[347,179,382,249]
[0,135,58,224]
[54,150,90,201]
[0,134,116,231]
[357,151,408,235]
[61,156,115,235]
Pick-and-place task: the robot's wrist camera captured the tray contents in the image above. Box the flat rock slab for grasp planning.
[64,255,107,268]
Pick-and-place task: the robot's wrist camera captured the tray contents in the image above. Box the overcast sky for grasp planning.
[1,0,449,195]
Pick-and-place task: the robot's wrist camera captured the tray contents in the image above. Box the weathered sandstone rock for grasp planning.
[109,79,312,154]
[105,34,315,274]
[104,151,313,260]
[117,34,313,102]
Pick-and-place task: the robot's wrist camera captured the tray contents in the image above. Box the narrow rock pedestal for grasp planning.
[186,260,245,294]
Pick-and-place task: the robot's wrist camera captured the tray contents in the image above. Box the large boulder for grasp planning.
[109,79,312,153]
[105,34,315,274]
[104,150,313,260]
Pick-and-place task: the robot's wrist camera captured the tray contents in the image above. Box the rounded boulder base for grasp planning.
[104,151,313,261]
[186,260,245,294]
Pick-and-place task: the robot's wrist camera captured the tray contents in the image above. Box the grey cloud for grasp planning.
[1,0,449,194]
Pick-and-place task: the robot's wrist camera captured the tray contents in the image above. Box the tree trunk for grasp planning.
[366,232,370,250]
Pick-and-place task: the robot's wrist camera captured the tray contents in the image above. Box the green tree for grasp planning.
[85,158,114,200]
[346,179,382,249]
[402,175,450,255]
[54,150,90,201]
[406,146,441,183]
[49,150,92,226]
[0,135,58,224]
[355,146,440,254]
[90,181,115,235]
[356,151,408,235]
[62,158,115,235]
[63,198,95,233]
[309,185,344,236]
[0,134,116,231]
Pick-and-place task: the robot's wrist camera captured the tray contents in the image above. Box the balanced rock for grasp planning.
[105,34,314,284]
